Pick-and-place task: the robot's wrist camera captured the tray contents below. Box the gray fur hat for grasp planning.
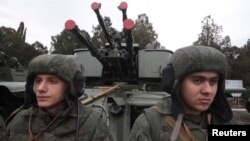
[24,54,85,108]
[162,46,232,123]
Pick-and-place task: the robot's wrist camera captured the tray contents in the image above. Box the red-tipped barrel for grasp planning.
[91,2,101,10]
[119,2,128,10]
[65,20,76,30]
[123,19,134,30]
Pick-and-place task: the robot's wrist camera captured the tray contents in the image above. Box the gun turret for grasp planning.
[65,2,138,84]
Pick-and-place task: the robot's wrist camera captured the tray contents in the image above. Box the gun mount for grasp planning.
[65,2,173,141]
[65,3,138,84]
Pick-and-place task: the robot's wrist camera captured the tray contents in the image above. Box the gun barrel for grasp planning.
[123,19,135,67]
[91,2,113,48]
[65,20,110,66]
[118,2,128,21]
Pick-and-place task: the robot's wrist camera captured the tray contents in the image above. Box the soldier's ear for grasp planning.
[73,72,86,98]
[24,80,37,109]
[162,64,175,93]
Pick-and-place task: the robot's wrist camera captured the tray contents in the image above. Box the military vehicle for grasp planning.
[64,2,250,140]
[0,51,26,120]
[65,2,173,141]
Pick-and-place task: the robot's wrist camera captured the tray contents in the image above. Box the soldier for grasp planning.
[0,107,6,141]
[130,46,234,141]
[7,54,113,141]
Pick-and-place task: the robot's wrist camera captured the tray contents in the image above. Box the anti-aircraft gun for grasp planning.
[65,2,173,141]
[66,2,138,84]
[0,51,26,120]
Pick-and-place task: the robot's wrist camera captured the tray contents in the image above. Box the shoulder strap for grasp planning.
[164,115,198,141]
[146,106,199,141]
[5,105,24,125]
[165,115,196,141]
[207,114,211,125]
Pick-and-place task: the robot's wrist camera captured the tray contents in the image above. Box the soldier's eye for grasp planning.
[34,78,42,84]
[209,79,218,85]
[192,79,201,84]
[49,79,58,84]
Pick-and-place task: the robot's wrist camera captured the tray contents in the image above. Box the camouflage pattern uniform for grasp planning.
[130,46,234,141]
[7,54,113,141]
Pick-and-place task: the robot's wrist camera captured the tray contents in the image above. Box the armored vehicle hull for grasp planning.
[0,67,26,120]
[69,48,173,141]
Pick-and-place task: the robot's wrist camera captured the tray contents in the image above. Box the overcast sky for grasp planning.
[1,0,250,51]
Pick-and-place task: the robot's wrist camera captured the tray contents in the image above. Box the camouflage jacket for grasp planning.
[129,97,233,141]
[0,115,6,141]
[7,103,113,141]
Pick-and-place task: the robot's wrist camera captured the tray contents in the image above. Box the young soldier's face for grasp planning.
[33,74,67,110]
[180,71,219,115]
